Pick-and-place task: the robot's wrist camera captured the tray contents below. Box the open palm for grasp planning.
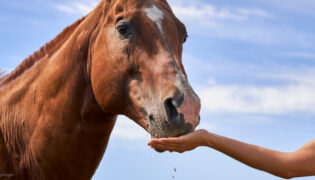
[148,129,208,153]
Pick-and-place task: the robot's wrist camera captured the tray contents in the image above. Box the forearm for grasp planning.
[149,130,315,178]
[203,132,293,179]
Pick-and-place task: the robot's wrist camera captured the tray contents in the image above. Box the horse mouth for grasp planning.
[137,105,195,141]
[148,119,193,138]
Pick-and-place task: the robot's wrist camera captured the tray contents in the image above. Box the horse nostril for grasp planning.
[172,92,184,108]
[149,114,154,122]
[163,98,180,126]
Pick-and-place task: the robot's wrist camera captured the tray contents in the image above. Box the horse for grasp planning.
[0,0,201,179]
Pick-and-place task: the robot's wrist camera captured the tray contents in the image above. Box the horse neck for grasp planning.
[0,5,117,179]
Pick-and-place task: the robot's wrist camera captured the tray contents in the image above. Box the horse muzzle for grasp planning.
[148,87,201,138]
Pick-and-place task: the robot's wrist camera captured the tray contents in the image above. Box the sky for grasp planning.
[0,0,315,179]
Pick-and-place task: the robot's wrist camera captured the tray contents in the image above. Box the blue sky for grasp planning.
[1,0,315,179]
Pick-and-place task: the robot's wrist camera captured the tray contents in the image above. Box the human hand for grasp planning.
[148,129,209,153]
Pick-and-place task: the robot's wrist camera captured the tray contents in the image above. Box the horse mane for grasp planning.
[0,71,4,80]
[0,15,88,178]
[0,16,87,87]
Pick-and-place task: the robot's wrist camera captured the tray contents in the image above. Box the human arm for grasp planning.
[148,130,315,179]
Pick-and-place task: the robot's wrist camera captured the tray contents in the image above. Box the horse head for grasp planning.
[90,0,201,142]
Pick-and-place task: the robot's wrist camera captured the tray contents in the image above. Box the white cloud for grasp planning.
[202,23,310,46]
[197,121,227,132]
[261,70,315,87]
[111,116,150,140]
[169,1,313,47]
[198,77,315,115]
[171,4,273,23]
[54,0,99,15]
[183,51,315,115]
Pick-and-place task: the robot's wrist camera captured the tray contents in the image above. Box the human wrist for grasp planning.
[202,131,216,148]
[197,129,212,147]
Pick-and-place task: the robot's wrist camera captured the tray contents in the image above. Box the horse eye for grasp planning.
[117,25,130,37]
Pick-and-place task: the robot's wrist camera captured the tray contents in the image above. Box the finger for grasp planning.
[151,142,184,152]
[150,143,171,151]
[150,140,183,148]
[148,139,165,145]
[153,144,182,152]
[149,138,180,146]
[159,139,184,145]
[150,142,176,149]
[149,138,161,143]
[160,133,194,142]
[148,140,158,146]
[158,144,186,153]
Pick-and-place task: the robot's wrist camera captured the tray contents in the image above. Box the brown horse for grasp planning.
[0,0,201,179]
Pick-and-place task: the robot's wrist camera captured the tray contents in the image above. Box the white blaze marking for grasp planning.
[145,5,164,36]
[145,5,188,91]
